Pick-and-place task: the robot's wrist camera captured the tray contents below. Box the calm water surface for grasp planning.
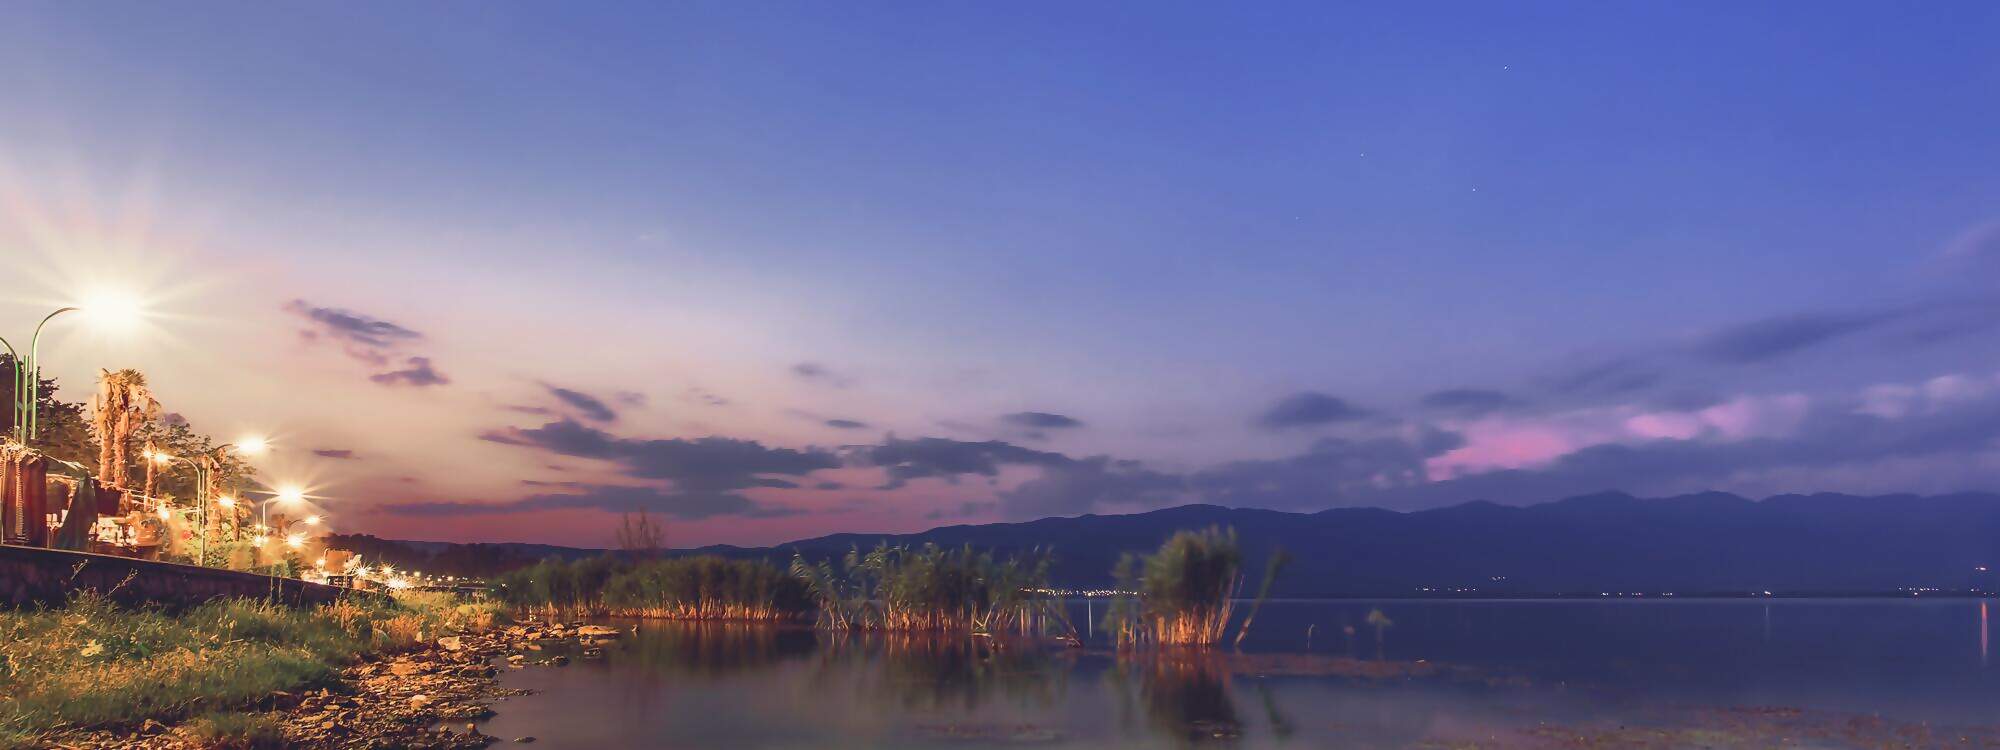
[476,599,2000,748]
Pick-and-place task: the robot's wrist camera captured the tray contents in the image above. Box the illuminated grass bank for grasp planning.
[0,592,499,746]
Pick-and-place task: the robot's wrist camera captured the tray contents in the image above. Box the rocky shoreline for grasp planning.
[45,621,613,749]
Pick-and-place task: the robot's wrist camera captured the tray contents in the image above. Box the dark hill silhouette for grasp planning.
[358,491,2000,595]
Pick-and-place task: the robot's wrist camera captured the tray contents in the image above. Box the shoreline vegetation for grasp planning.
[492,526,1288,648]
[0,591,504,749]
[0,524,1281,746]
[493,556,815,622]
[791,543,1077,636]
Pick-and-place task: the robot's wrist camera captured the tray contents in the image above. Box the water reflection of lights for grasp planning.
[1982,602,1990,668]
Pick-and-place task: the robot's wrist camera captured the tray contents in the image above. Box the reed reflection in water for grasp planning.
[482,619,1328,748]
[477,601,2000,749]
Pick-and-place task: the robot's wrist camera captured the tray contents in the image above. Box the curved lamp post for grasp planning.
[4,307,80,445]
[244,485,310,544]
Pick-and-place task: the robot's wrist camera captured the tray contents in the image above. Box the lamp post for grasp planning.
[248,485,309,538]
[241,485,312,575]
[4,306,80,445]
[147,438,268,564]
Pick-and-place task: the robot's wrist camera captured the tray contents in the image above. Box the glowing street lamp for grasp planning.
[250,484,311,533]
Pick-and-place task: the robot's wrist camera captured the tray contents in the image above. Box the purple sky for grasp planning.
[3,3,1999,547]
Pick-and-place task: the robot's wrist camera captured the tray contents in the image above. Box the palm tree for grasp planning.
[90,368,160,489]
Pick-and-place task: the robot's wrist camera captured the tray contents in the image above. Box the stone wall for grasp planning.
[0,543,376,609]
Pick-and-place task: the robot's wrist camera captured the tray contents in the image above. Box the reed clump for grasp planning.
[791,543,1073,637]
[493,555,813,621]
[1108,527,1272,648]
[601,556,813,620]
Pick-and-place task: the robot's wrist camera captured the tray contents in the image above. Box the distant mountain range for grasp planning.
[342,491,2000,596]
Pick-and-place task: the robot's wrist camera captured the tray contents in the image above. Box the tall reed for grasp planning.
[791,543,1073,637]
[1108,527,1245,647]
[493,556,812,621]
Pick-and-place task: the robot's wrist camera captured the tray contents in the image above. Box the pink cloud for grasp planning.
[1695,393,1809,440]
[1428,420,1584,476]
[1625,412,1704,440]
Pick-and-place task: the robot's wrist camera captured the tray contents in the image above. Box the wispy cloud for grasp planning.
[1690,310,1902,364]
[288,300,450,387]
[386,484,802,519]
[481,418,840,492]
[369,356,450,387]
[791,361,854,387]
[544,383,619,422]
[1420,389,1522,418]
[1002,411,1084,430]
[1253,392,1370,430]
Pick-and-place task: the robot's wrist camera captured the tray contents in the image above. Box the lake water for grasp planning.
[475,599,2000,748]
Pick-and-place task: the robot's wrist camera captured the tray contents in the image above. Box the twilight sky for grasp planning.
[2,3,1999,548]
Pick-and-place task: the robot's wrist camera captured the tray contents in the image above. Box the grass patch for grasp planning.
[183,712,286,749]
[0,592,502,747]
